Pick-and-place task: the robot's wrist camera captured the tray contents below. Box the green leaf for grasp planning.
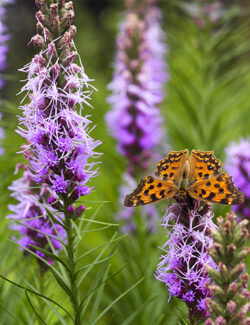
[87,265,110,324]
[0,275,73,321]
[28,244,69,271]
[25,290,47,325]
[91,278,145,325]
[121,294,158,325]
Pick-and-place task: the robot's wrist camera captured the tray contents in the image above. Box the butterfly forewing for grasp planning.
[154,149,189,184]
[188,150,222,184]
[188,173,244,205]
[124,175,177,207]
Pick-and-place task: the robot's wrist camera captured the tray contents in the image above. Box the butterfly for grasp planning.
[124,149,244,207]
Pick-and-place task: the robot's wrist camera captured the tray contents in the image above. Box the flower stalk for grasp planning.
[156,196,216,324]
[225,138,250,224]
[63,196,80,325]
[9,0,101,323]
[205,211,250,325]
[106,0,167,232]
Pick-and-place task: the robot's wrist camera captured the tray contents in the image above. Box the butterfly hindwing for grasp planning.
[154,149,189,184]
[124,175,177,207]
[188,172,244,205]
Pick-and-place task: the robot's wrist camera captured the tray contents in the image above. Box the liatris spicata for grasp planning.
[106,0,167,232]
[17,0,100,203]
[106,0,167,176]
[205,211,250,325]
[156,198,216,324]
[185,0,224,30]
[9,1,101,322]
[0,0,13,155]
[8,164,66,269]
[0,0,12,89]
[225,138,250,222]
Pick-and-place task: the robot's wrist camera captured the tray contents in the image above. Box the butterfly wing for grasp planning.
[188,173,244,205]
[154,149,189,184]
[124,175,178,207]
[188,150,223,184]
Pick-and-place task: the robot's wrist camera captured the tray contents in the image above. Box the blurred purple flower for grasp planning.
[184,0,224,30]
[0,0,13,155]
[106,0,168,175]
[225,138,250,221]
[8,165,66,268]
[0,0,12,89]
[155,200,216,322]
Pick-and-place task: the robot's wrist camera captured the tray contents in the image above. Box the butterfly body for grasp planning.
[124,149,244,207]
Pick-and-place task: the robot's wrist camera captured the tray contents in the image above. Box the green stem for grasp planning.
[38,267,46,325]
[64,198,81,325]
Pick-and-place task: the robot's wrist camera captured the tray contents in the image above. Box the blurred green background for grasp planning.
[0,0,250,324]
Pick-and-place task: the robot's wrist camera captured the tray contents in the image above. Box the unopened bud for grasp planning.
[227,243,236,254]
[215,316,226,325]
[242,289,250,300]
[205,319,214,325]
[226,300,236,313]
[230,263,245,282]
[243,317,250,325]
[29,34,45,47]
[50,3,58,16]
[73,205,86,219]
[64,1,73,10]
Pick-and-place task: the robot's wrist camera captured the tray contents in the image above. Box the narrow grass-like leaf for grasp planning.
[25,291,47,325]
[0,275,73,321]
[43,300,68,325]
[28,244,69,271]
[49,268,72,298]
[76,252,116,276]
[0,303,19,322]
[87,265,110,325]
[77,218,118,226]
[121,294,158,325]
[78,233,118,287]
[91,278,145,325]
[77,233,127,263]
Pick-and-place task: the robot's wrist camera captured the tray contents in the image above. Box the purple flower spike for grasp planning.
[8,0,101,271]
[0,0,13,89]
[8,165,66,269]
[225,138,250,222]
[0,0,13,155]
[15,1,101,203]
[155,199,216,322]
[106,0,168,176]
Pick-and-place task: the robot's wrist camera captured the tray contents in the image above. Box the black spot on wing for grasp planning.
[150,194,157,202]
[217,175,223,182]
[147,177,154,184]
[205,192,216,200]
[160,190,165,197]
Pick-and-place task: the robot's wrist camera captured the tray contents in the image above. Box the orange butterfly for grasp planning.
[124,149,244,207]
